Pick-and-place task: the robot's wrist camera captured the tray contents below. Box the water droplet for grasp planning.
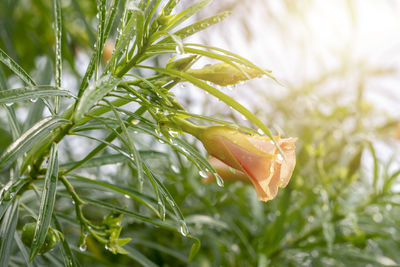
[179,220,189,236]
[199,170,208,178]
[5,102,14,107]
[277,154,284,161]
[124,194,130,199]
[175,46,184,55]
[29,98,38,103]
[155,128,162,136]
[257,129,264,135]
[231,244,240,252]
[168,130,180,138]
[79,244,87,252]
[171,165,179,173]
[72,200,75,205]
[241,115,248,121]
[158,139,165,144]
[158,200,166,220]
[166,197,175,207]
[215,173,224,187]
[311,250,319,258]
[373,213,383,223]
[131,119,140,125]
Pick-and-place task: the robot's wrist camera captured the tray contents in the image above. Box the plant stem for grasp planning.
[59,175,107,244]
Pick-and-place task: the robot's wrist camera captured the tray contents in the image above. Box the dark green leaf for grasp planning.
[0,48,36,86]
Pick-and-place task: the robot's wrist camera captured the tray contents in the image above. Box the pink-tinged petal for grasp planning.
[219,137,275,201]
[197,125,297,202]
[278,138,297,188]
[205,157,250,184]
[247,137,276,154]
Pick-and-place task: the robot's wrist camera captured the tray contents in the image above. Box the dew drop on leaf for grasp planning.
[179,220,189,237]
[198,170,207,178]
[171,165,179,173]
[79,244,87,252]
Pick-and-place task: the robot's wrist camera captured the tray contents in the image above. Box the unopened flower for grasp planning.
[197,126,297,202]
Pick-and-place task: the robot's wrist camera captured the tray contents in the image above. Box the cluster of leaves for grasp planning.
[0,0,281,266]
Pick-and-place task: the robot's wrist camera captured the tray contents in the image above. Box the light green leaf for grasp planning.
[0,86,75,104]
[157,11,231,44]
[74,73,121,122]
[29,144,59,261]
[0,116,69,169]
[0,178,30,220]
[0,197,20,267]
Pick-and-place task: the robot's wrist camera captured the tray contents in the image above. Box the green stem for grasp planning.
[59,175,107,243]
[169,117,206,139]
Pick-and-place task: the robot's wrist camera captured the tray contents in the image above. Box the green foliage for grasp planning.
[0,0,275,265]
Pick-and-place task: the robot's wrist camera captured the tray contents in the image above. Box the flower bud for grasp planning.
[198,126,296,202]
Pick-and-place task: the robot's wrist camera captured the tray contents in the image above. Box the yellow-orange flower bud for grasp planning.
[197,126,297,202]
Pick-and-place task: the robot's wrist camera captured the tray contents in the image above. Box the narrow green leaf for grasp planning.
[0,178,30,220]
[13,232,33,267]
[71,195,176,231]
[0,197,19,267]
[70,0,96,43]
[186,43,275,79]
[67,174,160,216]
[368,142,379,193]
[158,11,231,44]
[0,86,75,104]
[131,239,187,262]
[106,9,137,73]
[74,73,121,122]
[187,236,201,262]
[77,0,106,95]
[60,151,168,169]
[164,0,210,32]
[162,0,180,16]
[53,215,79,267]
[0,65,8,90]
[61,153,127,169]
[104,0,120,42]
[4,106,21,140]
[134,8,145,50]
[124,246,158,267]
[29,144,59,261]
[0,116,69,169]
[144,0,161,29]
[0,48,36,86]
[52,0,62,112]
